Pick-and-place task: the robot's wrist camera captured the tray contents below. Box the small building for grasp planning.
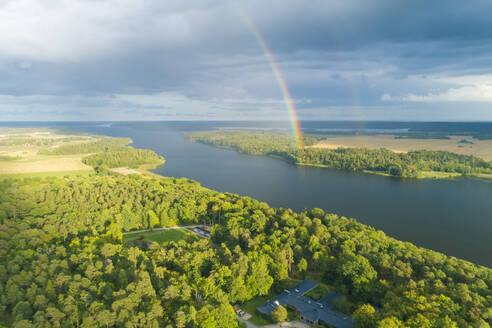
[257,280,353,328]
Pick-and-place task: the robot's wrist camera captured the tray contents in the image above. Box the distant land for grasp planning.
[188,130,492,180]
[311,135,492,161]
[0,127,164,178]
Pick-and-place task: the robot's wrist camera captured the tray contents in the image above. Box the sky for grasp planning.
[1,0,492,121]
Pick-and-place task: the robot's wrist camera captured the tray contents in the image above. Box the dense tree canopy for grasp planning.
[39,137,132,155]
[82,148,164,169]
[271,305,287,323]
[0,131,491,328]
[1,171,491,327]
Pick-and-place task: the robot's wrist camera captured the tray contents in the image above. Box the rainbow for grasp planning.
[241,13,305,151]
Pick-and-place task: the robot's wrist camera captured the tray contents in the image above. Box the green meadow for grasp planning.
[123,229,196,244]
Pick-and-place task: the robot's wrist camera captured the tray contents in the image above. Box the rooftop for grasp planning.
[257,280,353,328]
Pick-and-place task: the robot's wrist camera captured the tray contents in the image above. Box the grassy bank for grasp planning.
[123,229,196,243]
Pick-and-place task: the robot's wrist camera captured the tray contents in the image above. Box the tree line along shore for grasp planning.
[188,130,492,180]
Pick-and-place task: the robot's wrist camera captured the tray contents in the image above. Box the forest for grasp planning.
[82,148,164,169]
[1,170,491,327]
[189,131,492,178]
[41,137,165,169]
[39,137,133,155]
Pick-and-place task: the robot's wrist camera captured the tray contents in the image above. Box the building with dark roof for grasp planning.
[257,280,353,328]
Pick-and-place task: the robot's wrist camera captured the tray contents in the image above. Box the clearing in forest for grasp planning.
[123,229,197,244]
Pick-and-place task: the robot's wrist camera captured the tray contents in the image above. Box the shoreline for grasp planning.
[193,139,492,181]
[297,162,492,180]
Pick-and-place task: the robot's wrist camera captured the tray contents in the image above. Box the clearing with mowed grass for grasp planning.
[123,229,197,244]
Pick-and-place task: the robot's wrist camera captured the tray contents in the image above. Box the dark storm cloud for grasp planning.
[250,1,492,50]
[1,0,492,120]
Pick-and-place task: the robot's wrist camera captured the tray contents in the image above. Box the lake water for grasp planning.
[3,121,492,267]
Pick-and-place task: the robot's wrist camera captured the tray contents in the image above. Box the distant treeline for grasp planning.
[189,131,492,178]
[473,135,492,140]
[395,133,451,140]
[305,130,492,140]
[0,155,19,161]
[0,137,84,147]
[299,148,492,178]
[188,130,318,155]
[396,133,492,140]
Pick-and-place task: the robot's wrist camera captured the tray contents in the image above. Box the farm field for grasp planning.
[0,128,164,177]
[0,155,92,174]
[311,135,492,161]
[0,128,96,175]
[0,169,94,179]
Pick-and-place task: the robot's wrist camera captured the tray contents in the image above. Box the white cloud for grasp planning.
[382,74,492,102]
[0,91,294,120]
[1,0,492,121]
[0,0,198,62]
[109,92,296,118]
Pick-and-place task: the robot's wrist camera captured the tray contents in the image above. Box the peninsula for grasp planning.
[189,130,492,180]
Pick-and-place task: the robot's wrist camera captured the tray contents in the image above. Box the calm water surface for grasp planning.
[5,121,492,267]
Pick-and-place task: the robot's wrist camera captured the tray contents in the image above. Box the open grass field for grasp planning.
[110,167,142,175]
[110,162,165,177]
[360,169,466,179]
[0,156,92,174]
[123,229,196,243]
[240,292,276,326]
[0,129,98,176]
[0,169,94,179]
[311,135,492,161]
